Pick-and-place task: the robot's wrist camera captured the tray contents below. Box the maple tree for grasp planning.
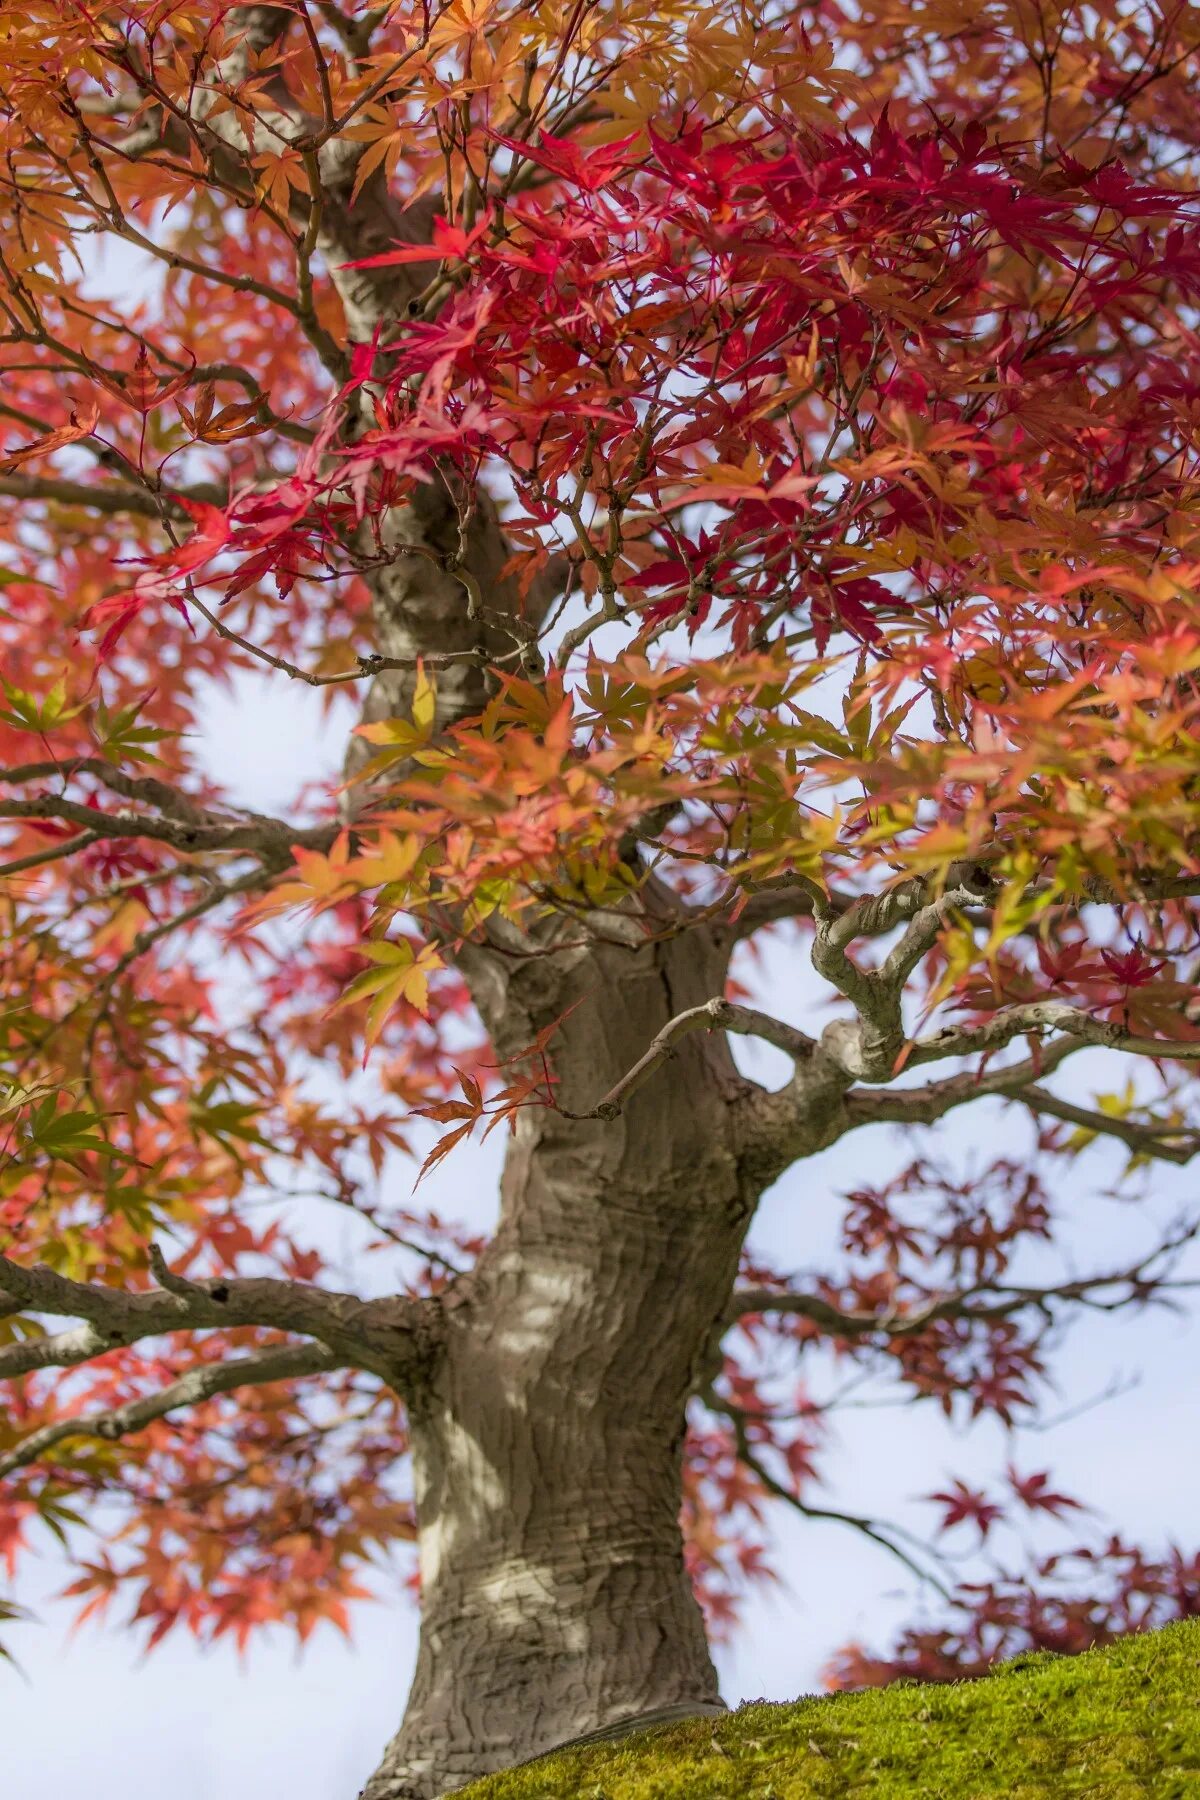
[2,0,1200,1792]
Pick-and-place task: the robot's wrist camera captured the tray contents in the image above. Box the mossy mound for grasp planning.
[463,1620,1200,1798]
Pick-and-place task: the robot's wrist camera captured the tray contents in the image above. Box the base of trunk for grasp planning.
[361,1699,729,1800]
[360,920,751,1798]
[360,1527,726,1798]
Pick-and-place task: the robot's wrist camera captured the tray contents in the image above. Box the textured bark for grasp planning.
[351,477,542,760]
[339,327,765,1789]
[360,915,757,1798]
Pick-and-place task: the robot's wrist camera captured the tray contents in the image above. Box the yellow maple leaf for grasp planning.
[335,938,444,1054]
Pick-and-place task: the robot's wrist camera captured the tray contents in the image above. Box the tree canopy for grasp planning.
[0,2,1199,1787]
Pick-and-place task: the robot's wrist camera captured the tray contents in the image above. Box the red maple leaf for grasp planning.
[489,129,640,194]
[929,1480,1005,1538]
[1007,1467,1085,1519]
[1100,945,1166,989]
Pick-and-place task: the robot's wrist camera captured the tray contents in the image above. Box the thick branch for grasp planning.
[843,1037,1083,1128]
[732,862,1200,945]
[819,864,995,953]
[731,874,827,936]
[811,876,990,1082]
[716,993,1200,1194]
[0,768,338,869]
[0,1247,440,1389]
[909,1001,1200,1071]
[0,473,223,519]
[0,1320,128,1381]
[1,759,211,825]
[0,1343,339,1480]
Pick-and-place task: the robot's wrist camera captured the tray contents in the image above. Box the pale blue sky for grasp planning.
[4,669,1196,1798]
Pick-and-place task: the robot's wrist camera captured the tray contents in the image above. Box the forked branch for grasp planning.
[562,996,816,1121]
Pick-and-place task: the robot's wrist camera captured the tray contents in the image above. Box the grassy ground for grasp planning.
[463,1620,1200,1798]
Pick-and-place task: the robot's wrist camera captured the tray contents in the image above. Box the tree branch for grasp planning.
[0,1246,440,1389]
[819,864,995,953]
[0,774,337,864]
[700,1385,953,1600]
[729,1224,1200,1338]
[0,1343,338,1480]
[1018,1085,1200,1165]
[0,831,102,881]
[0,473,223,519]
[843,1037,1083,1128]
[731,873,829,936]
[731,861,1200,945]
[908,1001,1200,1071]
[0,759,212,826]
[561,997,816,1121]
[810,875,991,1083]
[0,1321,131,1382]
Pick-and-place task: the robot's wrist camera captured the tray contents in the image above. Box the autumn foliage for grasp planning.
[1,0,1199,1723]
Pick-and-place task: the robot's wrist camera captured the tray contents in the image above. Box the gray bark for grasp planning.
[361,916,756,1797]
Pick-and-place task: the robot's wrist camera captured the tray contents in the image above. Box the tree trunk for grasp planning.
[361,922,755,1798]
[343,347,764,1790]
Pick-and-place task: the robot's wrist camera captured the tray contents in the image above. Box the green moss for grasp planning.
[463,1621,1200,1799]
